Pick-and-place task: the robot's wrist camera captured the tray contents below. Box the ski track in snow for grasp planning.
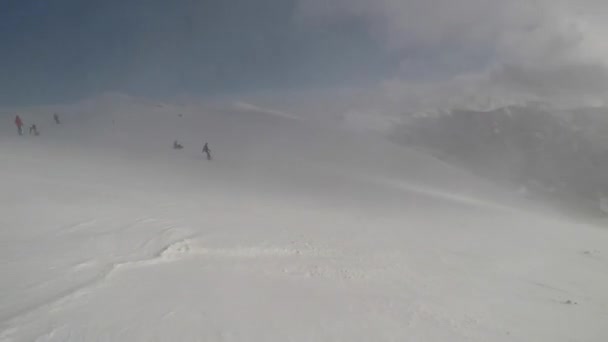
[0,236,196,333]
[0,233,344,337]
[376,177,516,212]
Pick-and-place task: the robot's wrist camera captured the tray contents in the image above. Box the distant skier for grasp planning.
[14,115,23,135]
[53,113,61,124]
[173,140,183,150]
[29,124,39,136]
[202,142,211,160]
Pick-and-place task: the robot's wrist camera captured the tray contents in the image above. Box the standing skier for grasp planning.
[14,115,23,135]
[202,142,211,160]
[53,113,61,124]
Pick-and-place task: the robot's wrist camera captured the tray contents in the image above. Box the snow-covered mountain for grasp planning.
[392,104,608,215]
[1,95,607,341]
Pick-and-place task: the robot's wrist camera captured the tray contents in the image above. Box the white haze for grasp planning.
[294,0,608,113]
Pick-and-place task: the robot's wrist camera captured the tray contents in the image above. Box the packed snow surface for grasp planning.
[1,95,607,341]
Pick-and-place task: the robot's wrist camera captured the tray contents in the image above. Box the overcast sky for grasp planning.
[2,0,608,107]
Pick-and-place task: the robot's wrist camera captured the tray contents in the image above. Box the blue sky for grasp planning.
[0,0,396,104]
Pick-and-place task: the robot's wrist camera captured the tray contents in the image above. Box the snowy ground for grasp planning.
[1,95,608,341]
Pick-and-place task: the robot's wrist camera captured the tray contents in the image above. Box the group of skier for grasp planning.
[14,114,59,136]
[13,113,212,160]
[173,140,212,160]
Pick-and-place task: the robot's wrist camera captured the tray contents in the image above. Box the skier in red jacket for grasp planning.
[15,115,23,135]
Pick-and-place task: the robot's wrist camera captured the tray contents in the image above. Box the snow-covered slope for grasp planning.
[1,95,607,341]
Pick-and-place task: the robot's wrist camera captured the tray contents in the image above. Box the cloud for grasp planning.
[293,0,608,110]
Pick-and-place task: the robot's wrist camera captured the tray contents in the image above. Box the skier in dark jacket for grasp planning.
[202,142,211,160]
[14,115,23,135]
[53,113,61,124]
[29,124,39,136]
[173,140,183,150]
